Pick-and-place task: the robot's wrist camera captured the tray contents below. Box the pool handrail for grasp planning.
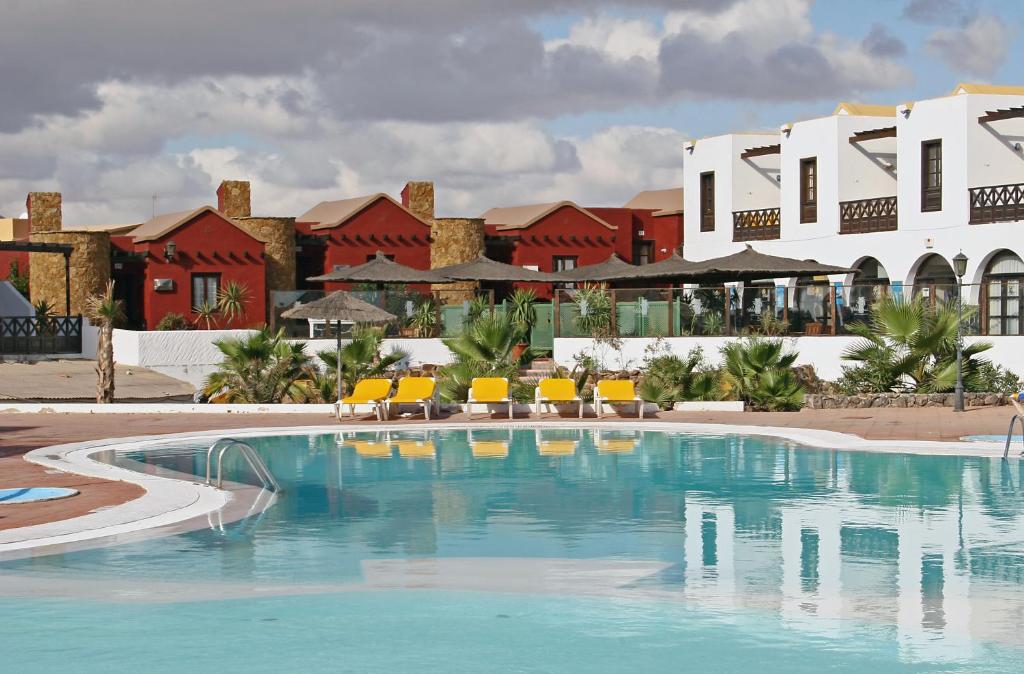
[205,438,281,492]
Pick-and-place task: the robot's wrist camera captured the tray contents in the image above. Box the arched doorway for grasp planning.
[793,274,831,335]
[912,254,956,306]
[983,250,1024,335]
[847,257,890,321]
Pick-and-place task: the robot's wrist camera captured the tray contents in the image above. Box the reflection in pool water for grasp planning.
[2,427,1023,672]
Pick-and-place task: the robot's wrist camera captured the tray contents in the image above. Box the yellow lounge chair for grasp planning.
[595,430,638,454]
[534,378,583,418]
[385,377,437,420]
[468,377,513,419]
[339,378,392,420]
[471,440,509,458]
[595,380,645,419]
[351,440,393,458]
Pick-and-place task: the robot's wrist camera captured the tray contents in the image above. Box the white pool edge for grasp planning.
[1,421,1014,554]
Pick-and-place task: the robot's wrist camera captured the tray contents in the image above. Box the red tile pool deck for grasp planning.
[0,406,1015,531]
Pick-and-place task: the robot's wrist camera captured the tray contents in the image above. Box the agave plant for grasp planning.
[193,300,218,330]
[217,280,249,326]
[315,326,410,400]
[506,288,537,344]
[840,295,992,393]
[202,327,315,403]
[572,284,612,337]
[720,337,804,411]
[408,299,438,338]
[84,280,125,404]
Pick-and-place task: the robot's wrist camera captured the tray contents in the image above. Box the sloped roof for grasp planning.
[297,193,430,231]
[130,206,261,243]
[280,291,397,323]
[623,187,684,216]
[69,223,140,235]
[685,244,853,283]
[833,102,897,117]
[481,201,616,231]
[952,83,1024,96]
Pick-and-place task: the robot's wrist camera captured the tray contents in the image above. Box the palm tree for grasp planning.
[193,300,218,330]
[315,326,409,400]
[84,280,125,404]
[439,314,535,402]
[202,327,315,403]
[721,337,804,411]
[841,295,992,393]
[217,280,249,326]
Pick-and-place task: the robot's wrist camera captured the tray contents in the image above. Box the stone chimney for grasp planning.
[26,192,61,233]
[401,181,434,222]
[217,180,251,218]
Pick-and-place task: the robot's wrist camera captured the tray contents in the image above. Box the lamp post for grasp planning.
[953,251,968,412]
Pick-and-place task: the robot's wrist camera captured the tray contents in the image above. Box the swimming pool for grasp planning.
[2,427,1023,672]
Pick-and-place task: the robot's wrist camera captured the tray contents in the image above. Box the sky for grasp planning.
[0,0,1020,224]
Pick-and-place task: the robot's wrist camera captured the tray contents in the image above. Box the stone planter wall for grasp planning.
[804,392,1006,409]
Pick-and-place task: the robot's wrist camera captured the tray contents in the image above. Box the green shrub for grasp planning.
[155,312,192,331]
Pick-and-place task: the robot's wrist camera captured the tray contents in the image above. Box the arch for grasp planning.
[910,253,956,306]
[845,256,890,321]
[981,249,1024,335]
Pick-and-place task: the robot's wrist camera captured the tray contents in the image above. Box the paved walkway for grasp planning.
[0,360,195,402]
[0,406,1014,531]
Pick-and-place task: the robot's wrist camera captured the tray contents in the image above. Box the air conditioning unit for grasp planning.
[153,278,174,292]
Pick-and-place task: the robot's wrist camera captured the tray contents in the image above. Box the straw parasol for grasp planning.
[558,254,638,282]
[683,244,854,283]
[431,256,565,283]
[281,291,397,400]
[306,251,453,284]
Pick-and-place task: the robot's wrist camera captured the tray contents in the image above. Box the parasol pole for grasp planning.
[335,319,343,402]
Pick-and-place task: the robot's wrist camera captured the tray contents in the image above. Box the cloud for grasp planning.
[901,0,963,24]
[925,15,1015,77]
[658,0,912,101]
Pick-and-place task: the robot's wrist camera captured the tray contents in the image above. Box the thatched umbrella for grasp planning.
[684,244,854,283]
[558,254,638,282]
[281,291,397,399]
[306,250,453,284]
[431,256,566,283]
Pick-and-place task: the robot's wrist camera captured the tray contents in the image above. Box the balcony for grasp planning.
[839,196,897,234]
[732,208,780,242]
[970,182,1024,225]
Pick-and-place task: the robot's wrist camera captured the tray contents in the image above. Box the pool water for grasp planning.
[2,428,1023,673]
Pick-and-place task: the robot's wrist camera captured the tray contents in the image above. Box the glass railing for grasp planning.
[272,282,1016,341]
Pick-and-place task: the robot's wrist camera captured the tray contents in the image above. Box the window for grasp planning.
[921,140,942,212]
[191,273,220,310]
[552,256,577,272]
[632,241,654,266]
[800,157,817,223]
[700,172,715,231]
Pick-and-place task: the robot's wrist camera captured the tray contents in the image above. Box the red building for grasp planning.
[294,190,433,290]
[482,188,683,298]
[118,207,268,329]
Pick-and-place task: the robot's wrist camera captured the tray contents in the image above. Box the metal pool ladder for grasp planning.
[1003,414,1024,459]
[205,438,281,492]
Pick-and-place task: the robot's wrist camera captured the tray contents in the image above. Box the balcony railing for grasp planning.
[732,208,780,242]
[839,196,897,234]
[970,182,1024,224]
[0,315,83,354]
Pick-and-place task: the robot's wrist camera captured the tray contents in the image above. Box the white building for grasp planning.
[683,84,1024,336]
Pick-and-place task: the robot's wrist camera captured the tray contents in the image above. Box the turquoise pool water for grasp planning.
[2,428,1023,672]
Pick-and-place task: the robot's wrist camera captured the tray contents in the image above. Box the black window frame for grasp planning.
[921,139,942,212]
[632,241,654,266]
[191,272,221,311]
[700,172,715,232]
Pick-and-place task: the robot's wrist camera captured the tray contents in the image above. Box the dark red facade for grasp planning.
[129,210,267,329]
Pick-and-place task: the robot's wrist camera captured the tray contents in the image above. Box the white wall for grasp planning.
[552,335,1024,381]
[0,280,33,316]
[110,329,454,386]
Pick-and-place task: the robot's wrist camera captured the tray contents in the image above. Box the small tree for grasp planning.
[217,280,249,326]
[84,280,125,404]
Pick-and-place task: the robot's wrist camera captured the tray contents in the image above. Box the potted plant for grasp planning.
[408,299,438,338]
[507,288,537,361]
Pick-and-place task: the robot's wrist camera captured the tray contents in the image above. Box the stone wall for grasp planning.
[217,180,251,218]
[26,192,61,233]
[805,392,1007,409]
[29,231,111,314]
[232,216,296,293]
[401,181,434,222]
[431,217,484,299]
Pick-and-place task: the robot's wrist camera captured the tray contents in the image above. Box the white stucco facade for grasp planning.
[682,85,1024,307]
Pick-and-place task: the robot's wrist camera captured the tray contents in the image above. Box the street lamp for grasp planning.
[953,251,968,412]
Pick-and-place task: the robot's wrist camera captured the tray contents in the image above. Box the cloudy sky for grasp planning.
[0,0,1020,224]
